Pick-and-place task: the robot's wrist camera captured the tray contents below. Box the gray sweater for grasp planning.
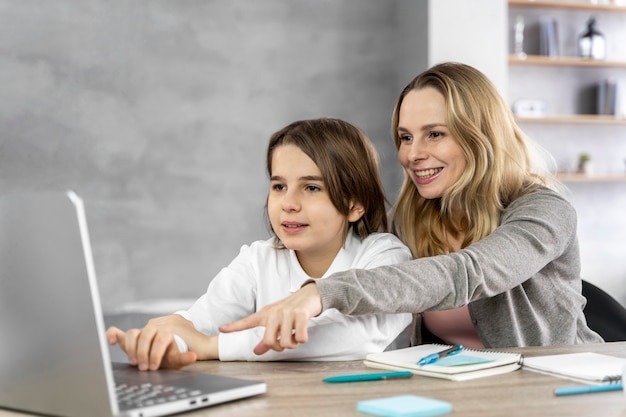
[316,186,604,348]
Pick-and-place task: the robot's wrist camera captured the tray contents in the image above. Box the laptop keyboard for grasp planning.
[116,382,205,409]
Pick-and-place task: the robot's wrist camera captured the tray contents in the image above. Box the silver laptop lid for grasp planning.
[0,191,119,417]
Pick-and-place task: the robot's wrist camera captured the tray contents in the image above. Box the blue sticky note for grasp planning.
[432,354,495,367]
[357,394,452,417]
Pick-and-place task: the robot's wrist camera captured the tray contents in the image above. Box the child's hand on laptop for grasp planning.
[106,314,212,371]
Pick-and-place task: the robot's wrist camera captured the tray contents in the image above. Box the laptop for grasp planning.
[0,191,266,417]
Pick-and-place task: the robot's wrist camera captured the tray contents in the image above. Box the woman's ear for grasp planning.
[347,200,365,222]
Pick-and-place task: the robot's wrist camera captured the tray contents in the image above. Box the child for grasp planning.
[107,118,412,370]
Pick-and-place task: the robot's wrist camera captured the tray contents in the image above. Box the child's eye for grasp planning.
[272,184,286,191]
[305,184,322,192]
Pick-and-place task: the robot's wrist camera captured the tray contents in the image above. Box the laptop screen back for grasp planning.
[0,191,118,417]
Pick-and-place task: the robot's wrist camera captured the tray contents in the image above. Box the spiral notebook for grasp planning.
[364,344,522,381]
[522,352,626,385]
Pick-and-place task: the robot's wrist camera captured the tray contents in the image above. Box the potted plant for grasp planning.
[577,153,592,175]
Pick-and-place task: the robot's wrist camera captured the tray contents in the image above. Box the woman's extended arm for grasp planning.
[222,187,578,351]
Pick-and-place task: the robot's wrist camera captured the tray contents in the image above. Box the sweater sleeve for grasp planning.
[316,187,578,315]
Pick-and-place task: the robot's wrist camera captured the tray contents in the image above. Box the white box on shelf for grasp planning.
[513,99,547,117]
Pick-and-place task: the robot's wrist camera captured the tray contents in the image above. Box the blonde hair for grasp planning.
[390,62,556,258]
[266,118,388,244]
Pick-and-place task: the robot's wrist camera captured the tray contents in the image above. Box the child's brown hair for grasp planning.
[266,118,388,243]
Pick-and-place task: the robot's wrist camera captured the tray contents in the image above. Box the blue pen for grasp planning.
[417,344,463,365]
[554,383,623,396]
[323,371,413,383]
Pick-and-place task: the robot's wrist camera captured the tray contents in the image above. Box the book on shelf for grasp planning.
[539,16,559,57]
[364,344,522,382]
[617,79,626,118]
[523,352,626,385]
[598,79,626,117]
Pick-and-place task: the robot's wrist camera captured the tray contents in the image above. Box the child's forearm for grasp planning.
[172,318,218,360]
[185,333,219,361]
[150,314,219,360]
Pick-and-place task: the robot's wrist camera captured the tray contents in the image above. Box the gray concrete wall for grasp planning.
[0,1,399,312]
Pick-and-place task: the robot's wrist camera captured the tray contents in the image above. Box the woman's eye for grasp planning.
[426,131,444,142]
[399,135,412,143]
[272,184,286,191]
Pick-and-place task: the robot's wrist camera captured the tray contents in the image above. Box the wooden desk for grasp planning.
[1,343,625,416]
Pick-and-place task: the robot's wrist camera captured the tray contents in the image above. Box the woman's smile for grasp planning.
[413,167,444,183]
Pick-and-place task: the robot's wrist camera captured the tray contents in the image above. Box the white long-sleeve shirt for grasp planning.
[175,232,413,361]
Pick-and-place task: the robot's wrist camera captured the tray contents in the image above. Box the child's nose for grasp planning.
[281,190,301,211]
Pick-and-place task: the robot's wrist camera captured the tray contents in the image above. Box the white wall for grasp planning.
[429,0,508,97]
[395,0,508,96]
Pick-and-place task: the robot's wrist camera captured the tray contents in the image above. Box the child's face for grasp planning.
[268,144,348,275]
[396,87,466,200]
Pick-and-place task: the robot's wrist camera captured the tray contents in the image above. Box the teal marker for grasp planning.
[554,383,623,396]
[323,371,413,383]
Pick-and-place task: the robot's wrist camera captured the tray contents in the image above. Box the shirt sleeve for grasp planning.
[176,244,258,336]
[316,187,578,315]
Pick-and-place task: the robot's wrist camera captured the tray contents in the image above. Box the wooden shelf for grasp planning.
[509,1,626,186]
[509,54,626,68]
[557,173,626,182]
[515,115,626,124]
[509,0,626,13]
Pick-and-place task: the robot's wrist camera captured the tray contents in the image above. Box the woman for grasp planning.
[221,62,603,354]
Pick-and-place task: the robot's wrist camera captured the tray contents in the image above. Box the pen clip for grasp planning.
[447,344,463,356]
[417,344,463,366]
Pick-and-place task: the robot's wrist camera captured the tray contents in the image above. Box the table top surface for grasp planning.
[1,342,626,417]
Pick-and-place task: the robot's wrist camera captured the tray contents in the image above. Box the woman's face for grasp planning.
[396,87,466,200]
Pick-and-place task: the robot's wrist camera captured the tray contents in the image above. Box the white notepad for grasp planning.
[364,344,522,382]
[523,352,626,384]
